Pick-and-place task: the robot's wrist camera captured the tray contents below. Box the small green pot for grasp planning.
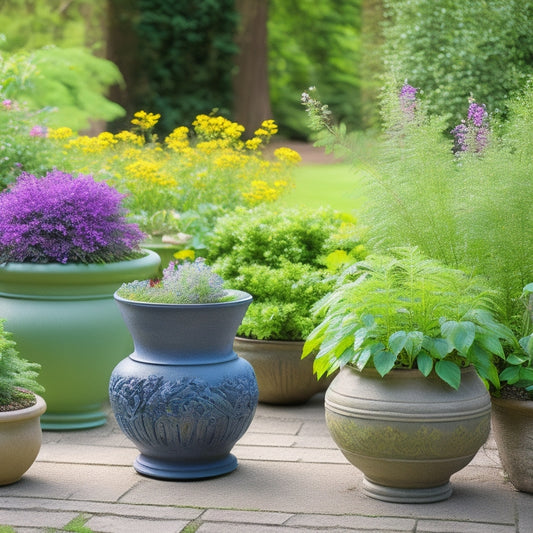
[0,251,160,430]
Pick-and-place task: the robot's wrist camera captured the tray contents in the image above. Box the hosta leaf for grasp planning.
[404,331,424,357]
[373,350,396,377]
[475,332,504,358]
[435,360,461,389]
[416,352,434,376]
[441,320,475,354]
[422,336,450,359]
[388,331,407,356]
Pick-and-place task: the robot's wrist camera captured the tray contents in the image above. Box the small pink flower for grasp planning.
[2,99,12,109]
[29,125,47,137]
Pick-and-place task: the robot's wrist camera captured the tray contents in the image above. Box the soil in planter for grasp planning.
[0,389,36,412]
[498,385,533,402]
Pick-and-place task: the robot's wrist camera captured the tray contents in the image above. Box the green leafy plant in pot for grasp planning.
[0,169,160,430]
[303,80,533,492]
[303,247,513,502]
[207,205,367,404]
[110,259,257,480]
[0,319,46,485]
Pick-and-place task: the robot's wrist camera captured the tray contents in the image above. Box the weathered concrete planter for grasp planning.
[491,396,533,493]
[325,366,491,503]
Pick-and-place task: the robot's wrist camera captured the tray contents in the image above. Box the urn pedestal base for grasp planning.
[134,453,238,480]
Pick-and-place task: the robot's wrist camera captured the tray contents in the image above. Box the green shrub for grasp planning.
[207,206,367,340]
[0,320,43,408]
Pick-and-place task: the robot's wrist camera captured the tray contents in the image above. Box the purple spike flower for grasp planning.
[451,99,489,154]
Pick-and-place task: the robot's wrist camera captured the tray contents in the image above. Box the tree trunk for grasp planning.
[233,0,272,137]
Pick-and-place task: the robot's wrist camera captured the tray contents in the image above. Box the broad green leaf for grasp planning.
[388,331,407,356]
[506,353,528,365]
[519,334,533,357]
[499,366,521,384]
[519,367,533,382]
[416,352,434,376]
[422,336,450,359]
[360,313,375,328]
[373,350,396,377]
[475,331,504,358]
[355,346,373,371]
[441,320,475,354]
[404,331,424,357]
[435,360,461,389]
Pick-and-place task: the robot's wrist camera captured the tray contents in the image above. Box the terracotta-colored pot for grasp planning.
[233,337,332,405]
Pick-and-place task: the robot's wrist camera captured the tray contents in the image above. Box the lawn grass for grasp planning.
[278,163,364,213]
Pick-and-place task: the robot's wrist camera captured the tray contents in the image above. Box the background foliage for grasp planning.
[132,0,239,135]
[383,0,533,125]
[268,0,362,138]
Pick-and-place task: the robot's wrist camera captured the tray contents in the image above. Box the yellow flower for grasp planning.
[214,153,248,169]
[125,160,177,187]
[243,180,280,205]
[165,127,190,152]
[261,119,278,135]
[47,127,74,140]
[274,147,302,164]
[115,131,145,146]
[245,137,263,151]
[173,249,195,261]
[131,110,161,130]
[193,114,245,141]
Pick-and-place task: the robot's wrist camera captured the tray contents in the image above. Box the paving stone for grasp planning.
[0,463,139,502]
[85,515,189,533]
[201,509,293,525]
[416,520,516,533]
[233,444,346,463]
[37,443,138,466]
[237,433,297,447]
[247,417,303,435]
[0,497,202,521]
[0,509,79,529]
[286,513,416,530]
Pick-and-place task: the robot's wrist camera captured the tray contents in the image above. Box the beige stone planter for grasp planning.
[325,366,491,503]
[233,337,332,404]
[491,396,533,493]
[0,394,46,485]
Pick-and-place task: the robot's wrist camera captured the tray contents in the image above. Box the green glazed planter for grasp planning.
[325,366,491,503]
[0,250,160,430]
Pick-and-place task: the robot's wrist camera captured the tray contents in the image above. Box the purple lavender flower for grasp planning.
[467,102,487,128]
[0,170,145,264]
[399,84,418,119]
[451,100,489,153]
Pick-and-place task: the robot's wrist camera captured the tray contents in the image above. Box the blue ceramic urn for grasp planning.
[109,289,258,480]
